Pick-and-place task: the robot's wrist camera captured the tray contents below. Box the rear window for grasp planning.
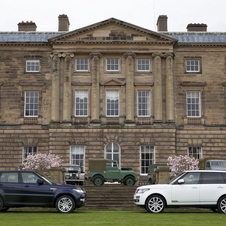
[0,172,19,183]
[201,172,225,184]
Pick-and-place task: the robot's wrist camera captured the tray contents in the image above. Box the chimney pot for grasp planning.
[186,23,207,32]
[18,21,37,31]
[58,14,70,31]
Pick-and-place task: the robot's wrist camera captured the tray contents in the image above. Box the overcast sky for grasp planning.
[1,0,226,32]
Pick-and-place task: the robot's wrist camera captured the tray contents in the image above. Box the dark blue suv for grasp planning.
[0,171,86,213]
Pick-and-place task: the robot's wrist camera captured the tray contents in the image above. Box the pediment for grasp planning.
[100,78,125,86]
[49,18,177,43]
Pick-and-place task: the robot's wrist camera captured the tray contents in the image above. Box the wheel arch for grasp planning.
[54,193,77,208]
[145,193,167,208]
[217,194,226,206]
[123,174,135,180]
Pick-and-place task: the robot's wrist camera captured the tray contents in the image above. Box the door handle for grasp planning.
[218,186,224,188]
[191,186,198,189]
[24,185,29,188]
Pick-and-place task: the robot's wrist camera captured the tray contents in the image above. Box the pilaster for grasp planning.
[152,52,163,122]
[90,53,102,123]
[124,52,136,123]
[165,53,175,122]
[50,54,60,123]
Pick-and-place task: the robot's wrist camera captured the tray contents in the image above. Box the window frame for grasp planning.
[75,58,89,71]
[137,90,151,117]
[137,59,150,72]
[26,60,40,72]
[186,91,201,118]
[140,146,155,176]
[186,60,199,73]
[22,146,37,163]
[70,145,85,172]
[188,146,202,159]
[75,90,88,117]
[106,90,119,117]
[24,91,39,117]
[104,142,121,168]
[106,58,119,71]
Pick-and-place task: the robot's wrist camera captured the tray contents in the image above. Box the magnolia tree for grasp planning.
[22,153,62,177]
[167,155,199,177]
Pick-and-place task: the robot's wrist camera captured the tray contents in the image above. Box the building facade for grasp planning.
[1,15,226,178]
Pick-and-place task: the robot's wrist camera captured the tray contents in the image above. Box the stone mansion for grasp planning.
[0,15,226,177]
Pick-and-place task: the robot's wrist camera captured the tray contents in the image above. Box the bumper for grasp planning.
[133,194,146,205]
[76,195,87,208]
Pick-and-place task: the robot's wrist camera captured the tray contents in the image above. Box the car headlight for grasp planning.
[73,189,84,193]
[136,188,150,194]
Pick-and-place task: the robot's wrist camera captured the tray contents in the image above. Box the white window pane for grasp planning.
[71,146,85,171]
[186,91,201,117]
[137,91,150,116]
[137,59,150,71]
[75,91,88,116]
[106,59,119,71]
[76,59,89,71]
[24,91,39,117]
[26,60,40,72]
[106,91,119,116]
[140,146,155,175]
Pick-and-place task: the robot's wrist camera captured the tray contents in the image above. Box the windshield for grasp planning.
[36,172,56,185]
[167,172,185,184]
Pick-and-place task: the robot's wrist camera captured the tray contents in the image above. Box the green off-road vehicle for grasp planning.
[88,159,137,186]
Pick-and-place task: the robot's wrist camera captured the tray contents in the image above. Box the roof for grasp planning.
[0,32,66,42]
[161,32,226,43]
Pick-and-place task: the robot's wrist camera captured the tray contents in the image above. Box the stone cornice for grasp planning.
[180,82,207,87]
[18,82,45,86]
[71,82,92,86]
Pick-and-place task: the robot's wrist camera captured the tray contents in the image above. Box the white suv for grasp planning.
[134,170,226,213]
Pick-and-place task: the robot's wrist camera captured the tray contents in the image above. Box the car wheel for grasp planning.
[93,176,104,186]
[218,196,226,213]
[124,176,135,186]
[145,195,165,213]
[0,197,3,211]
[56,195,75,213]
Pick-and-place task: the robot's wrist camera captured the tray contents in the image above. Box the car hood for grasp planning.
[137,184,170,190]
[51,184,82,189]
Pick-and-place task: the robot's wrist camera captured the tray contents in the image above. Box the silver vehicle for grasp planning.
[61,165,85,185]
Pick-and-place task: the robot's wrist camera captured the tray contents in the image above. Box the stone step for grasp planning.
[80,183,140,210]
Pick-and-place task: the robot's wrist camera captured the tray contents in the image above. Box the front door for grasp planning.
[171,172,201,204]
[20,172,53,206]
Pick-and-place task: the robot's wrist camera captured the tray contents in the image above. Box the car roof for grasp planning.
[184,170,226,173]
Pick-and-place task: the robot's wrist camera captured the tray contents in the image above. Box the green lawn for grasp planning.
[0,209,226,226]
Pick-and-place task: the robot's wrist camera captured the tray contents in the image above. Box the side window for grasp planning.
[0,172,19,183]
[23,146,37,162]
[221,173,226,183]
[180,172,200,184]
[21,172,40,184]
[26,60,40,72]
[201,172,225,184]
[24,91,39,117]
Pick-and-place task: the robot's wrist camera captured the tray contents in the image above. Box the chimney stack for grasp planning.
[157,15,168,32]
[18,21,37,31]
[58,14,70,31]
[187,23,207,32]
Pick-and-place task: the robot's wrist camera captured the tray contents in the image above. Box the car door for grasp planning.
[0,172,23,205]
[199,172,226,204]
[21,172,53,206]
[171,172,201,204]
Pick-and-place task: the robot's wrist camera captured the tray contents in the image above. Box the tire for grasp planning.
[124,176,135,186]
[0,197,3,212]
[145,195,165,213]
[93,176,104,186]
[56,195,75,213]
[218,196,226,213]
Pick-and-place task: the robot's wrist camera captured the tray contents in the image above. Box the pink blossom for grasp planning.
[22,153,62,177]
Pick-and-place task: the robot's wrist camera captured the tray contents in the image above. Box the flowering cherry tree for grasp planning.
[22,153,62,177]
[167,155,199,177]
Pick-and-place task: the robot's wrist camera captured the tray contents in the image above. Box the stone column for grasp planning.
[165,53,175,122]
[124,52,136,123]
[50,54,60,122]
[62,54,73,123]
[90,53,102,122]
[152,52,163,122]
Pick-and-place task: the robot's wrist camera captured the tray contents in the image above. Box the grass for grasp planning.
[1,209,226,226]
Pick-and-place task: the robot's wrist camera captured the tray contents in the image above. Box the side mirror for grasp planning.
[178,179,185,184]
[37,179,44,185]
